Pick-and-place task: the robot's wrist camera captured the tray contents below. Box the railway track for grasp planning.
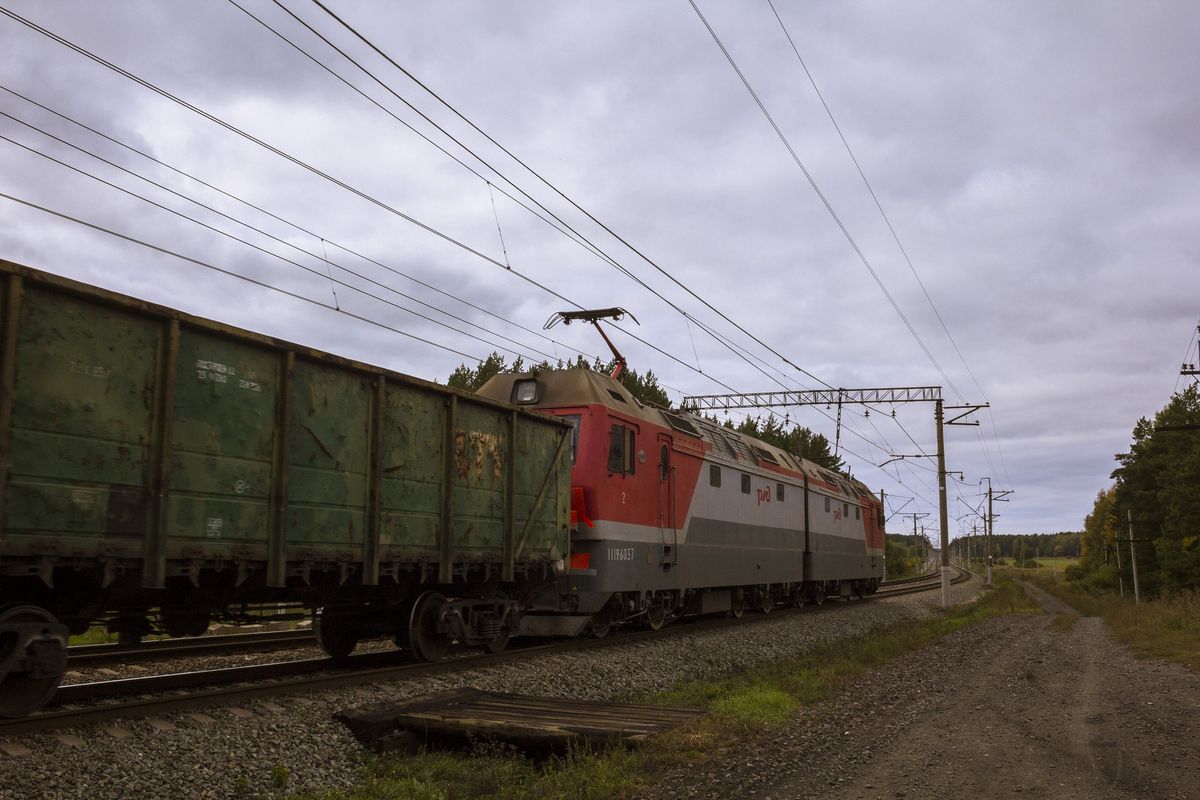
[67,629,315,667]
[2,567,971,737]
[61,570,939,669]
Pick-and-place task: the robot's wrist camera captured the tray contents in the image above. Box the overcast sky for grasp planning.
[2,1,1197,539]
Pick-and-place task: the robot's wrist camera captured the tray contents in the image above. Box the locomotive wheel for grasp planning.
[588,607,614,639]
[408,592,451,662]
[645,602,667,631]
[730,589,746,619]
[314,609,357,659]
[756,589,773,614]
[0,605,68,718]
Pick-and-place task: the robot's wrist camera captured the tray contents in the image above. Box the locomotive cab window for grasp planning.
[710,464,721,487]
[776,483,784,501]
[824,496,830,512]
[741,474,751,494]
[607,423,636,474]
[855,506,860,520]
[843,502,849,517]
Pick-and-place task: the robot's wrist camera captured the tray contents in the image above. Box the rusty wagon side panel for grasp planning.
[0,259,570,618]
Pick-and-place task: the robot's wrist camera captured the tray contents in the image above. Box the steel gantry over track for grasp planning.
[680,386,987,608]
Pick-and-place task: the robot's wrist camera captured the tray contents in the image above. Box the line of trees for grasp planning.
[886,534,931,578]
[1072,384,1200,595]
[978,532,1081,563]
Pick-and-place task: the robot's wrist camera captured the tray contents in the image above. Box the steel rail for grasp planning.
[67,630,315,666]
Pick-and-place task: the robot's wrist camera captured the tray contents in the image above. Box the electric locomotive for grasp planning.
[476,366,885,638]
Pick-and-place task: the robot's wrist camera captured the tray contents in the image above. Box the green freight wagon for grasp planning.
[0,259,571,716]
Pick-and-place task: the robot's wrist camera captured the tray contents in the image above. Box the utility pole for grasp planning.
[936,399,951,606]
[899,513,929,573]
[983,480,1012,589]
[1182,325,1200,385]
[986,488,993,585]
[880,489,887,580]
[1114,531,1124,598]
[1127,509,1140,604]
[971,523,977,570]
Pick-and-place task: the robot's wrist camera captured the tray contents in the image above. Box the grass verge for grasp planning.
[290,578,1039,800]
[1015,571,1200,670]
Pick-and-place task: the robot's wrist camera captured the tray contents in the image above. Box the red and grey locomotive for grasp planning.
[477,366,885,638]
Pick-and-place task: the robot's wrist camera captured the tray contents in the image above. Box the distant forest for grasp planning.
[1071,385,1200,596]
[886,531,1080,578]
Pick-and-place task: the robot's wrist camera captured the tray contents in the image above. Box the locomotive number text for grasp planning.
[607,547,634,561]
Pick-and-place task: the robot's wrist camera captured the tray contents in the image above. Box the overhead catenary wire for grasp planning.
[765,0,1012,488]
[0,131,553,363]
[0,110,563,362]
[0,192,485,361]
[687,0,962,399]
[0,85,597,363]
[236,0,845,413]
[688,0,997,513]
[0,4,575,304]
[300,0,839,393]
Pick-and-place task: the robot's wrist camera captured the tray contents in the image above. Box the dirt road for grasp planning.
[650,583,1200,799]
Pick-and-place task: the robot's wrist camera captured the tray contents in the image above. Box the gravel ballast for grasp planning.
[0,577,983,800]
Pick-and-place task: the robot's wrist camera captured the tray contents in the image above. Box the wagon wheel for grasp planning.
[314,609,358,659]
[484,627,510,654]
[483,593,512,654]
[161,606,210,638]
[0,605,68,718]
[790,588,807,608]
[809,585,827,606]
[408,591,451,662]
[730,589,746,619]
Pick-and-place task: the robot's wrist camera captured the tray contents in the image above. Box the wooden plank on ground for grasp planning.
[336,687,706,751]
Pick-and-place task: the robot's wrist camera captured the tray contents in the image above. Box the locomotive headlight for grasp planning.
[512,379,539,404]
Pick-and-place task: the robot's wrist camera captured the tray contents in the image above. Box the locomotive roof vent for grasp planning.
[511,378,540,404]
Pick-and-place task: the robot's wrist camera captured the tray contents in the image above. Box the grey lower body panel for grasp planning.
[563,534,882,595]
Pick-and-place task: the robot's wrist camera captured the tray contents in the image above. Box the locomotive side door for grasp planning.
[657,432,677,569]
